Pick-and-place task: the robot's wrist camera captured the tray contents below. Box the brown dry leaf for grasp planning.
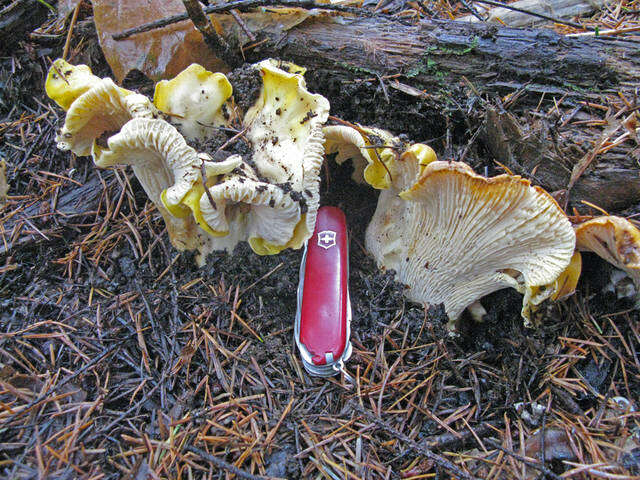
[525,428,576,462]
[92,0,227,82]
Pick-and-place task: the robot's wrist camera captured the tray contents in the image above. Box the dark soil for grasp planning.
[1,11,638,480]
[227,63,263,113]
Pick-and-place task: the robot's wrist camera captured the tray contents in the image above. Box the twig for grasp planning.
[460,0,485,21]
[350,401,482,480]
[230,8,256,41]
[375,73,390,104]
[423,421,502,451]
[200,159,217,211]
[240,262,284,295]
[182,0,236,66]
[567,25,640,37]
[187,446,284,480]
[62,2,81,61]
[113,0,374,40]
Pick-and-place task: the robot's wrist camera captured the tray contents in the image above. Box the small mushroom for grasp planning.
[365,160,576,330]
[522,250,582,323]
[324,124,400,189]
[46,59,330,257]
[575,215,640,291]
[324,123,437,190]
[47,60,157,157]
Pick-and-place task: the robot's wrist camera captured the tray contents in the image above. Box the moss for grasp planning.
[333,60,379,78]
[435,36,479,56]
[405,37,478,79]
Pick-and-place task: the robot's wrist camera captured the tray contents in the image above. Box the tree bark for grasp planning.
[245,15,639,99]
[232,13,640,211]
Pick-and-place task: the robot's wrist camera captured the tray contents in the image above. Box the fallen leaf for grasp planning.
[92,0,227,82]
[525,428,576,462]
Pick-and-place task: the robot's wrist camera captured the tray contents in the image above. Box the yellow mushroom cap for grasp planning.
[323,124,437,191]
[45,59,100,111]
[550,250,582,301]
[521,249,583,322]
[47,61,158,158]
[366,161,576,330]
[575,216,640,288]
[153,64,233,141]
[92,118,237,255]
[323,124,402,190]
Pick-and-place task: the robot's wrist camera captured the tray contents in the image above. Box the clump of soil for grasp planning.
[227,63,263,112]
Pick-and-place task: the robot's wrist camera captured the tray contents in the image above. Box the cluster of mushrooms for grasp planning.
[46,58,640,331]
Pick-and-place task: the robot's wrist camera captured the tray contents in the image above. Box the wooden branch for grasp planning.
[483,107,640,211]
[181,0,235,67]
[236,14,639,210]
[458,0,606,27]
[243,16,638,98]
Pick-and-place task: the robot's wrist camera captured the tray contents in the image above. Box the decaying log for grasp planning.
[238,14,639,101]
[483,107,640,211]
[230,13,640,210]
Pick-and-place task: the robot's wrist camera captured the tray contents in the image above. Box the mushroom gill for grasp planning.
[365,160,576,330]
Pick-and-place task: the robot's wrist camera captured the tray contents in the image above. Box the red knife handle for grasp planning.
[296,206,350,367]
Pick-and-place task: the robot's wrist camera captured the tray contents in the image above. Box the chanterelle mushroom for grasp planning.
[525,215,640,307]
[323,124,401,189]
[153,63,232,141]
[156,59,329,255]
[45,59,330,259]
[323,122,438,193]
[46,59,158,157]
[45,58,101,111]
[575,216,640,292]
[93,118,241,254]
[365,160,576,330]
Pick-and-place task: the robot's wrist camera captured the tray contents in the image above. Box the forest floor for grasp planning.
[1,1,639,479]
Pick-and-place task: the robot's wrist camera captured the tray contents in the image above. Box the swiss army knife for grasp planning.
[295,206,352,377]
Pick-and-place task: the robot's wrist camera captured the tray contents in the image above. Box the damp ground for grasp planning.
[1,20,639,480]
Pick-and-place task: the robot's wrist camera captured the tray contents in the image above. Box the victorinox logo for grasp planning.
[317,230,337,249]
